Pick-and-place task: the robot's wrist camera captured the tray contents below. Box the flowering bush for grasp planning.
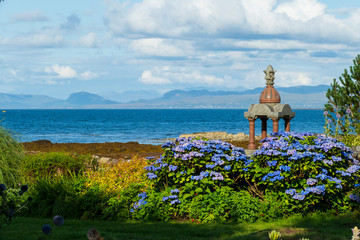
[83,156,151,194]
[145,138,250,198]
[249,131,360,213]
[134,138,259,222]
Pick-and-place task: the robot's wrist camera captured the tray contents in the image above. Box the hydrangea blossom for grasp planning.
[253,131,359,205]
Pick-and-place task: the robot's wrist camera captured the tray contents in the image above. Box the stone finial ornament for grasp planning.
[264,65,276,86]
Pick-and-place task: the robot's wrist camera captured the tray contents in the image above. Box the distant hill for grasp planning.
[0,85,330,109]
[66,92,118,106]
[0,93,59,109]
[103,84,330,109]
[98,90,162,103]
[0,92,119,109]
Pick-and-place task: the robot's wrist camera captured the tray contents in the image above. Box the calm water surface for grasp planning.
[1,109,325,144]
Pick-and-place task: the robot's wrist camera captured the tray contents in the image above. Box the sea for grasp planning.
[0,109,325,145]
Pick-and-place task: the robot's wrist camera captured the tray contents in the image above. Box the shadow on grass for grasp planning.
[2,212,359,240]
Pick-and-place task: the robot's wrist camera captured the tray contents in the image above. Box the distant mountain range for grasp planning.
[0,85,330,109]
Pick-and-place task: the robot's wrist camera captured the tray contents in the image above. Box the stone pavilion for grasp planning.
[244,65,295,150]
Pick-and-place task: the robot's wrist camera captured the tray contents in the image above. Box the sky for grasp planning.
[0,0,360,99]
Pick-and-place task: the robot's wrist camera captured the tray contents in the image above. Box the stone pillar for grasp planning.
[261,118,267,140]
[248,118,256,150]
[272,118,279,133]
[284,118,291,132]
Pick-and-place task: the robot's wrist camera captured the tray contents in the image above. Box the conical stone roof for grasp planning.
[259,65,281,104]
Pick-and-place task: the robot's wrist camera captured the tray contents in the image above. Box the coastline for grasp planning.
[22,133,260,161]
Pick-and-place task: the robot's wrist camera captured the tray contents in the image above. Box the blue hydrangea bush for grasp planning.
[131,137,254,221]
[131,133,360,222]
[145,137,250,197]
[249,131,360,213]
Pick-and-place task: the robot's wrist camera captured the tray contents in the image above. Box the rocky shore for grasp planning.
[179,131,261,142]
[22,132,260,163]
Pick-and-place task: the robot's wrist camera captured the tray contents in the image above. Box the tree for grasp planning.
[324,54,360,136]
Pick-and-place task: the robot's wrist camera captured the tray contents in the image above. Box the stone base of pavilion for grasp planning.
[244,149,257,156]
[244,103,295,150]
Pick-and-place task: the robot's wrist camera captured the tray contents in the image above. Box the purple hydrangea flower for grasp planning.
[293,194,305,201]
[306,178,317,186]
[349,194,360,202]
[42,224,52,235]
[0,183,6,192]
[53,215,64,226]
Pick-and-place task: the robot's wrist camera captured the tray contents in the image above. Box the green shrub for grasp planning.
[131,189,183,222]
[28,176,111,219]
[0,183,30,228]
[324,54,360,136]
[22,152,95,181]
[0,126,25,188]
[249,131,360,214]
[28,176,82,218]
[103,183,145,220]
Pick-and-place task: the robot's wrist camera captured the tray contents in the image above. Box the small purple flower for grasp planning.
[349,194,360,203]
[327,119,332,123]
[53,215,64,226]
[306,178,317,186]
[0,183,6,192]
[293,194,305,201]
[138,192,147,199]
[324,111,328,116]
[336,113,341,118]
[171,189,179,194]
[169,165,177,172]
[285,189,296,196]
[170,199,181,205]
[146,173,157,179]
[42,224,52,235]
[346,108,351,114]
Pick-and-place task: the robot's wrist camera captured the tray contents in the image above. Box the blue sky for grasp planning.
[0,0,359,99]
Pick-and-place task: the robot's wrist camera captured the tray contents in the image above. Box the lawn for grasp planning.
[2,212,359,240]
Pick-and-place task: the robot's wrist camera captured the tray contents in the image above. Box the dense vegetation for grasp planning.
[325,54,360,145]
[1,132,360,239]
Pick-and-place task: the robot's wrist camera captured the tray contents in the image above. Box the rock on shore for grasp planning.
[179,131,261,141]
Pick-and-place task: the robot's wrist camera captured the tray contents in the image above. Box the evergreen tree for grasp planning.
[324,55,360,135]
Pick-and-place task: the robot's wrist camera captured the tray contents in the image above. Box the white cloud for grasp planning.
[276,72,313,87]
[222,39,350,51]
[104,0,360,44]
[275,0,326,21]
[139,67,227,86]
[139,70,172,84]
[130,38,194,57]
[12,11,49,22]
[10,69,17,76]
[79,32,99,48]
[173,71,225,86]
[44,64,77,79]
[44,64,98,81]
[80,71,98,80]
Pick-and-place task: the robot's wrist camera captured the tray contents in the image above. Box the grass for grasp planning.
[2,212,359,240]
[0,126,24,188]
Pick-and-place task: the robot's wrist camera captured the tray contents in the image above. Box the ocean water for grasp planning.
[0,109,325,144]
